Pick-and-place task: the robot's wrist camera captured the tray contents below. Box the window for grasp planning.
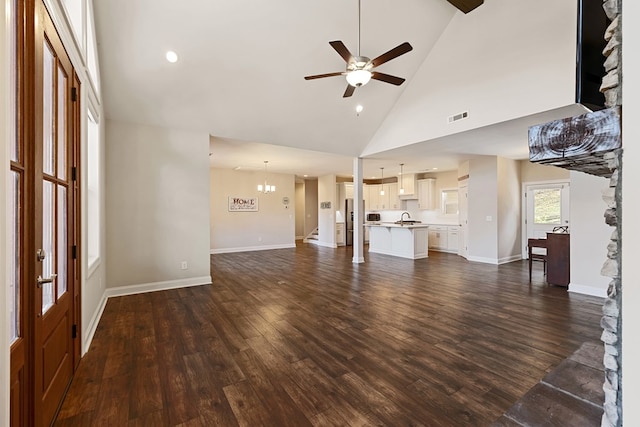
[87,110,100,267]
[533,188,562,224]
[441,189,459,215]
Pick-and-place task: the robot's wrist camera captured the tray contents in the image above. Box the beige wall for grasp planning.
[210,168,295,252]
[106,121,211,288]
[317,175,337,247]
[304,179,318,237]
[568,171,610,297]
[520,160,569,182]
[295,182,305,238]
[497,158,522,261]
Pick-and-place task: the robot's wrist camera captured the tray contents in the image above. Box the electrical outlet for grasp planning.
[181,261,188,270]
[258,237,262,242]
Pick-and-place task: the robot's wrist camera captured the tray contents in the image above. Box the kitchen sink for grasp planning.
[394,220,422,225]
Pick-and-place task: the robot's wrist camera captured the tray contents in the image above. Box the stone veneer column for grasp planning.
[599,1,622,426]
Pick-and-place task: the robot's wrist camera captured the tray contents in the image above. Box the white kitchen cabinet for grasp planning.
[428,226,448,250]
[428,225,460,253]
[398,173,418,199]
[367,184,381,210]
[336,223,345,246]
[386,183,401,210]
[447,226,459,252]
[417,179,436,210]
[345,183,354,199]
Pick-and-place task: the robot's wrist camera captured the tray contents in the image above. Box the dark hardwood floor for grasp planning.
[54,244,604,426]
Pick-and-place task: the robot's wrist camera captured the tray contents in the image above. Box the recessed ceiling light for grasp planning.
[356,105,364,114]
[165,51,178,63]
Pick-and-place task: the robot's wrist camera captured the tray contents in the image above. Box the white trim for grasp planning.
[498,254,523,265]
[568,283,607,298]
[521,179,571,257]
[352,256,365,263]
[105,276,212,298]
[210,243,296,254]
[466,256,498,264]
[82,290,107,355]
[310,241,337,249]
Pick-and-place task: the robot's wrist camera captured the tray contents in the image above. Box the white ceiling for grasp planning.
[93,0,586,180]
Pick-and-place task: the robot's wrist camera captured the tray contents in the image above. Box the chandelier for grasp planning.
[257,161,276,193]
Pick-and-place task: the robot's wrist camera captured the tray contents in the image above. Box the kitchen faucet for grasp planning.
[400,211,411,225]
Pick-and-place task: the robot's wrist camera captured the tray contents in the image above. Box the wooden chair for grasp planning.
[528,238,548,281]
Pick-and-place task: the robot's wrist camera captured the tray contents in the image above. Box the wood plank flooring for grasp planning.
[54,244,604,426]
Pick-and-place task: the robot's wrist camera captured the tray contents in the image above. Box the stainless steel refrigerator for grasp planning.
[345,198,354,246]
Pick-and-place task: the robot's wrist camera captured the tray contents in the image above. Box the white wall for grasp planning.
[467,157,499,263]
[210,168,295,252]
[567,171,610,297]
[106,121,211,290]
[317,175,336,248]
[1,0,10,421]
[622,4,640,423]
[520,160,570,182]
[363,0,577,155]
[497,158,521,262]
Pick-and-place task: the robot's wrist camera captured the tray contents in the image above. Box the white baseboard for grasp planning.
[82,291,108,355]
[569,283,607,298]
[466,255,498,264]
[466,254,522,265]
[498,254,523,265]
[312,241,338,249]
[210,244,296,254]
[105,276,212,298]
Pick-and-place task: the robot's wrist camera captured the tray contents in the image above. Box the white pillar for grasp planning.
[622,2,640,424]
[352,157,365,263]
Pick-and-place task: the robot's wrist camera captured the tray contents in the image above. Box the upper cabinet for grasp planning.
[417,178,436,210]
[398,173,418,199]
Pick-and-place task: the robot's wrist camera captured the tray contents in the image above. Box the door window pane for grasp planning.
[10,172,20,343]
[43,42,55,175]
[534,188,561,224]
[57,65,67,180]
[57,185,67,297]
[42,181,55,314]
[10,0,18,162]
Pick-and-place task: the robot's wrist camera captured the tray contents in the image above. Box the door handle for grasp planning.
[37,273,57,288]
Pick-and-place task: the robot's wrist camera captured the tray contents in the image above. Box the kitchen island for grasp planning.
[365,223,430,259]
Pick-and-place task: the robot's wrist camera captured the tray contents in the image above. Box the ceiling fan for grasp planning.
[304,0,413,98]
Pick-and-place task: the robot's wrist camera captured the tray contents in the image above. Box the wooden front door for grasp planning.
[10,1,81,425]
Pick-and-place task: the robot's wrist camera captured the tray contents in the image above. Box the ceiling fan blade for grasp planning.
[304,72,345,80]
[343,85,356,98]
[371,72,405,86]
[370,42,413,67]
[329,40,355,63]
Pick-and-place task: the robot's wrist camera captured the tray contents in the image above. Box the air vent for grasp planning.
[448,110,469,124]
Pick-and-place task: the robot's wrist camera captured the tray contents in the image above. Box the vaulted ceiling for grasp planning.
[93,0,580,179]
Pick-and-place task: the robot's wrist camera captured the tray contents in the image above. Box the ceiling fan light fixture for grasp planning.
[346,69,372,87]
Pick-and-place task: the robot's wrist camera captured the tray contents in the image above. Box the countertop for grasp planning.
[365,222,430,229]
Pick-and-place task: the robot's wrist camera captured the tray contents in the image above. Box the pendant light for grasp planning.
[380,167,385,196]
[399,163,405,194]
[257,161,276,193]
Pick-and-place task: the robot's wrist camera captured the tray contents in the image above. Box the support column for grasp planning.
[352,157,365,263]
